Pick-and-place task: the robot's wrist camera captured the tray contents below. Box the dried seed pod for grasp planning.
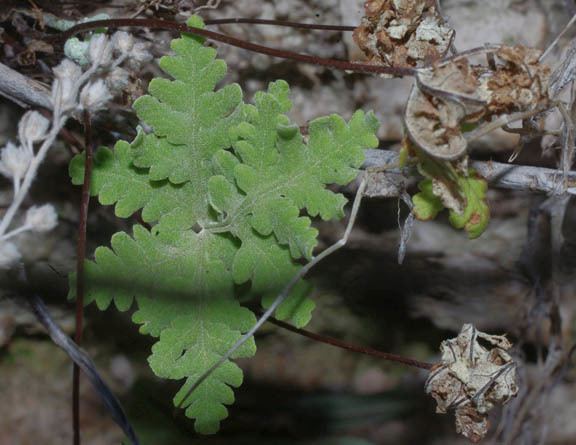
[426,324,518,443]
[353,0,454,69]
[484,46,550,115]
[405,85,468,160]
[405,46,551,160]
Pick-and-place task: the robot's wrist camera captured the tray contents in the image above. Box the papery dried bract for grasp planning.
[426,324,518,443]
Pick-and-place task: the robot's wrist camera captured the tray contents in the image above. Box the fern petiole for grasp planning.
[73,110,94,445]
[203,18,356,31]
[177,175,369,409]
[266,316,434,370]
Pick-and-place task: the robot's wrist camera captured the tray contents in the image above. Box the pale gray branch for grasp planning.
[363,149,576,197]
[0,62,52,109]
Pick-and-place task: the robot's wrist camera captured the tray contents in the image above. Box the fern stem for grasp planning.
[72,110,94,445]
[204,18,356,32]
[266,316,434,370]
[46,18,415,77]
[177,175,369,408]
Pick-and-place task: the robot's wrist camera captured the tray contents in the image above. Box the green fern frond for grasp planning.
[69,15,379,433]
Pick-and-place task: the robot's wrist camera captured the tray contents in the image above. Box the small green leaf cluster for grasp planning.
[413,174,489,238]
[69,16,379,434]
[412,156,490,239]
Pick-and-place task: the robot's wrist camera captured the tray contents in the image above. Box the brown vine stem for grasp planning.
[73,110,94,445]
[45,18,414,77]
[266,316,434,370]
[204,18,356,31]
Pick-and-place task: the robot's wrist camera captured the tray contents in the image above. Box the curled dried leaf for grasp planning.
[406,46,551,160]
[417,58,485,107]
[353,0,454,69]
[405,85,468,160]
[425,324,518,443]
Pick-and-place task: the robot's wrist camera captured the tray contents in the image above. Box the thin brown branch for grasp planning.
[267,316,434,370]
[45,18,414,77]
[72,110,93,445]
[204,18,356,31]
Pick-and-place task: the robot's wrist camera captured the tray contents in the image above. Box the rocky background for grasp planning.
[1,1,576,444]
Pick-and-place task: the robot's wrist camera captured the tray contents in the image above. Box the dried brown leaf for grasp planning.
[406,46,551,160]
[426,324,518,443]
[353,0,454,69]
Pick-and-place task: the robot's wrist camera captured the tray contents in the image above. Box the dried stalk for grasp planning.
[363,149,576,197]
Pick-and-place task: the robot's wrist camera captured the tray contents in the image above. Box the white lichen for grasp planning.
[64,37,90,66]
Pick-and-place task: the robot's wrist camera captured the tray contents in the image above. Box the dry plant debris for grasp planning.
[353,1,552,161]
[353,0,454,69]
[405,46,551,160]
[425,324,518,443]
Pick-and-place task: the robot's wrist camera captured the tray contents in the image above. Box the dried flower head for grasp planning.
[25,204,58,232]
[106,67,130,94]
[53,58,82,83]
[126,42,153,70]
[79,79,113,112]
[425,324,518,443]
[18,111,50,147]
[0,241,21,269]
[353,0,454,69]
[405,46,551,160]
[112,31,134,55]
[0,142,33,181]
[52,59,82,109]
[88,33,113,67]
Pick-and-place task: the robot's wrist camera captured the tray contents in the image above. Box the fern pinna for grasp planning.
[69,16,379,434]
